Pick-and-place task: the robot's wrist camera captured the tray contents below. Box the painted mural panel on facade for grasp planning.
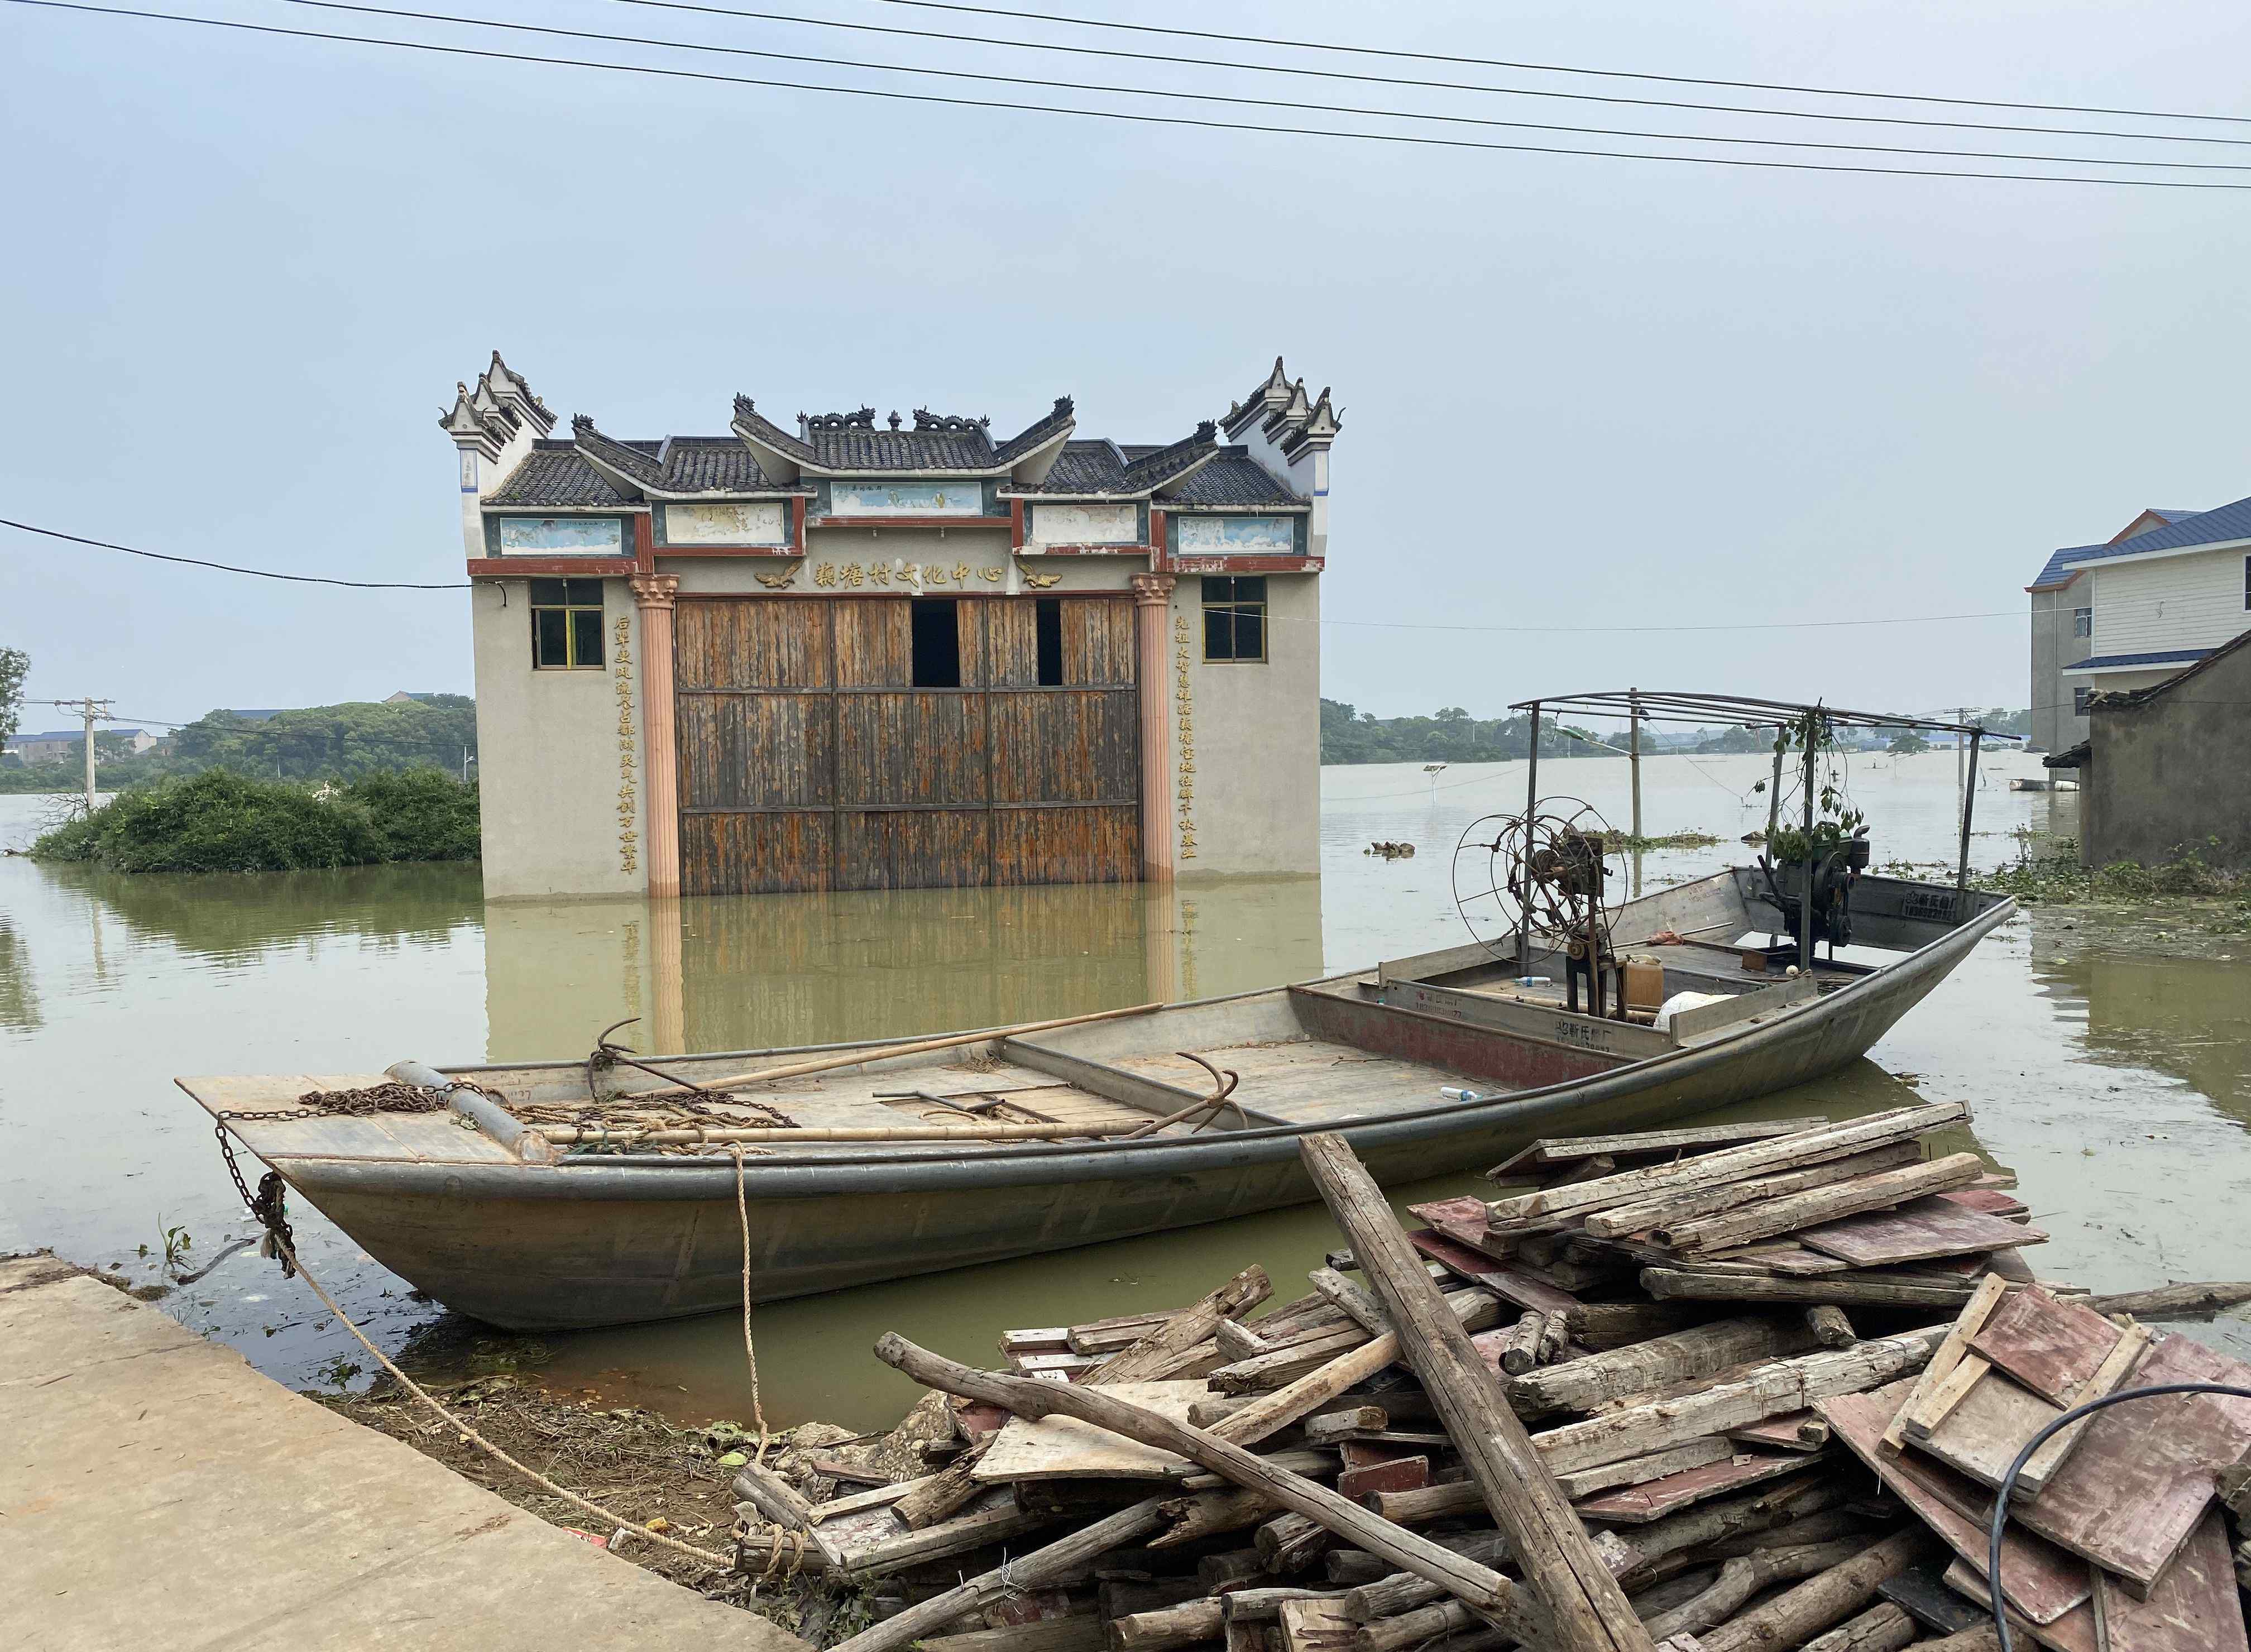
[665,502,788,545]
[830,482,984,515]
[498,516,624,554]
[1031,502,1138,545]
[1177,515,1295,553]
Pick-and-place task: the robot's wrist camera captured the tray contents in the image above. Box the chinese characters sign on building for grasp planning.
[614,616,638,876]
[811,560,1004,588]
[1174,611,1197,861]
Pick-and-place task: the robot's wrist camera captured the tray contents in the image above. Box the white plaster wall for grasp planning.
[1171,573,1320,878]
[471,578,648,901]
[2090,547,2251,655]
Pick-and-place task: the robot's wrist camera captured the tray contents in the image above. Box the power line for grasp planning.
[611,0,2251,150]
[271,1,2251,175]
[1,516,471,588]
[13,1,2251,190]
[870,0,2251,129]
[1304,610,2023,634]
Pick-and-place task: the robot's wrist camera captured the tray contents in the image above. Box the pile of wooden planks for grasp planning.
[732,1122,2251,1652]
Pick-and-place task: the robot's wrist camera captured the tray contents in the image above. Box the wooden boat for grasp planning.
[180,865,2013,1331]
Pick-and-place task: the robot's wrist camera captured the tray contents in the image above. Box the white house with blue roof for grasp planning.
[2026,496,2251,753]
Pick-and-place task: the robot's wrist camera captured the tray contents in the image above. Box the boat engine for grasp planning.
[1761,829,1871,955]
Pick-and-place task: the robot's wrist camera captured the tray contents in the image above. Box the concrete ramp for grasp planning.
[0,1256,807,1652]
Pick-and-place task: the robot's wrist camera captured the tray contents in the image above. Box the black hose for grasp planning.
[1985,1380,2251,1649]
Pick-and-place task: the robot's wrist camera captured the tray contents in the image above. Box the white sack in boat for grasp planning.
[1655,991,1735,1032]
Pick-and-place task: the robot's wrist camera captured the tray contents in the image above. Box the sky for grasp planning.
[4,0,2249,734]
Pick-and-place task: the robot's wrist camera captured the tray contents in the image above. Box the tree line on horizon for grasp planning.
[1,695,479,792]
[1320,699,2030,765]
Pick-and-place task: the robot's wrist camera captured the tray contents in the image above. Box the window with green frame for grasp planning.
[530,578,605,669]
[1201,576,1267,662]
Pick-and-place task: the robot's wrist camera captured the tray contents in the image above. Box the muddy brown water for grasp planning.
[3,750,2246,1430]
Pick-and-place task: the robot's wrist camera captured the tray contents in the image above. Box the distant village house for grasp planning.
[2026,496,2251,753]
[442,353,1339,900]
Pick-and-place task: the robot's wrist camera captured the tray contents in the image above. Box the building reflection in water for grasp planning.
[483,876,1328,1061]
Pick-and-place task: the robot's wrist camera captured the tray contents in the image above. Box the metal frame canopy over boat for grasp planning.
[1511,690,2022,974]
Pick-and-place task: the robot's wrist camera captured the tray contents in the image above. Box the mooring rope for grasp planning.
[264,1224,736,1569]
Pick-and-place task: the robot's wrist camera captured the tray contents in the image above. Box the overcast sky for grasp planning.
[5,0,2248,733]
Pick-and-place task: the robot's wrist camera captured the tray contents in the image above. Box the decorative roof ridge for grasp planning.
[483,351,555,434]
[801,407,877,433]
[994,395,1076,464]
[1122,420,1220,492]
[731,394,817,465]
[912,408,991,434]
[571,414,667,489]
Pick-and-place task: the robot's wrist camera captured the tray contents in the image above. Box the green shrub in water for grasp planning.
[28,768,480,873]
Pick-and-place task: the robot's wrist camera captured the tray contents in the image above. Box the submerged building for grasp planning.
[442,355,1339,899]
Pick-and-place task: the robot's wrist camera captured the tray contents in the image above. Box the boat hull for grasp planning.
[276,896,2007,1330]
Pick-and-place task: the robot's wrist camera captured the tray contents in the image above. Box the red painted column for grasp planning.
[1132,572,1177,884]
[631,572,683,899]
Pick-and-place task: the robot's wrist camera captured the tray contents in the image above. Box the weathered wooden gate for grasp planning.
[674,596,1142,894]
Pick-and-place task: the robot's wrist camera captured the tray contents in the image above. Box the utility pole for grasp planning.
[1626,689,1642,898]
[42,697,114,812]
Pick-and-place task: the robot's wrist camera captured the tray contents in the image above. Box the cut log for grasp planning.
[1487,1118,1831,1180]
[1067,1311,1177,1355]
[1223,1588,1349,1622]
[1654,1153,1985,1253]
[1694,1528,1934,1652]
[1110,1600,1224,1652]
[1641,1269,1979,1309]
[1500,1313,1545,1377]
[1257,1512,1334,1574]
[1211,1291,1497,1449]
[1603,1473,1846,1582]
[1277,1598,1360,1652]
[1354,1599,1472,1652]
[1538,1310,1570,1364]
[1212,1329,1377,1394]
[1563,1301,1711,1349]
[1910,1632,1999,1652]
[896,1439,995,1528]
[1299,1132,1657,1652]
[1310,1268,1391,1335]
[1153,1487,1276,1549]
[925,1619,1107,1652]
[874,1334,1542,1644]
[1201,1550,1269,1593]
[1483,1103,1969,1226]
[2078,1281,2251,1320]
[1804,1305,1857,1348]
[1582,1142,1925,1239]
[1086,1268,1273,1384]
[1798,1601,1915,1652]
[1506,1315,1823,1418]
[1553,1439,1732,1501]
[1529,1328,1946,1475]
[1335,1458,1428,1503]
[828,1497,1167,1652]
[1218,1320,1277,1364]
[1302,1409,1390,1445]
[1641,1538,1869,1642]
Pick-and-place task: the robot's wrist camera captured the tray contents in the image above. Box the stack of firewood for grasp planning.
[732,1117,2251,1652]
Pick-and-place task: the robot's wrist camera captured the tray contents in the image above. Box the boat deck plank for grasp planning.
[1109,1042,1466,1127]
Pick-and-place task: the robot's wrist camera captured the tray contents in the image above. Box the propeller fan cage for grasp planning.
[1450,799,1630,964]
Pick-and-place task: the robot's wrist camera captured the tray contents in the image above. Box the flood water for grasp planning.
[4,747,2247,1430]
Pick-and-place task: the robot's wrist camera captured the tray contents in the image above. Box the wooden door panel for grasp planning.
[1064,600,1138,687]
[834,600,911,687]
[837,693,988,806]
[988,690,1139,805]
[680,812,833,896]
[835,810,993,890]
[992,806,1140,884]
[676,600,829,690]
[677,692,832,810]
[987,601,1039,688]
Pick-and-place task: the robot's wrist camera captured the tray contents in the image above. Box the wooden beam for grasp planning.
[873,1335,1544,1644]
[1297,1132,1658,1652]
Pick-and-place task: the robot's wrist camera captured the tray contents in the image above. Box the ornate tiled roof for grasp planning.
[1014,442,1304,505]
[486,447,635,507]
[808,425,997,471]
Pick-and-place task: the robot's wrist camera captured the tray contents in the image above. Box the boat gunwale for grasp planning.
[221,890,2015,1198]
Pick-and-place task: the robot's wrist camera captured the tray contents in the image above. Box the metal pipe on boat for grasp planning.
[1955,727,1982,918]
[1798,715,1817,971]
[386,1060,557,1164]
[1517,702,1540,985]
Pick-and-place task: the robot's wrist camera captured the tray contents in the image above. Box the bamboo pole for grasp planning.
[631,1000,1164,1098]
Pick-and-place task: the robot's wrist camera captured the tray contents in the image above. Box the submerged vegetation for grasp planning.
[27,769,480,873]
[1616,828,1723,851]
[1977,837,2250,932]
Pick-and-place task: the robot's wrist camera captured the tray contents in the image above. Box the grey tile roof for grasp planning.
[994,396,1075,463]
[487,447,634,507]
[662,438,776,492]
[1014,442,1303,505]
[1160,450,1304,507]
[2030,495,2250,588]
[808,427,995,470]
[2063,648,2214,671]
